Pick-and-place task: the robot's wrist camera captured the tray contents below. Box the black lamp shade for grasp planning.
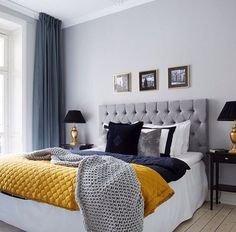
[217,101,236,121]
[64,110,86,123]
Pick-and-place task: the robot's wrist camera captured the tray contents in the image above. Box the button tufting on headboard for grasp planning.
[99,99,208,154]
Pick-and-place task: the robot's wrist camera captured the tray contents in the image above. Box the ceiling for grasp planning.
[0,0,155,27]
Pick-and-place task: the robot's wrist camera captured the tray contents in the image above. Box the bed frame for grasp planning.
[99,98,208,154]
[0,98,208,232]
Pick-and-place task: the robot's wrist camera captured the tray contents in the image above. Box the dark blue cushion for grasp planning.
[105,121,143,155]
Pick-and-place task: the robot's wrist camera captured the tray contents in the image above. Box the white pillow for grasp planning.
[98,123,109,147]
[170,120,191,156]
[144,120,191,157]
[159,129,170,154]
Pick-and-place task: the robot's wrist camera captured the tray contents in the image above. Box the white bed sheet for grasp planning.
[90,146,204,167]
[176,152,204,167]
[0,153,208,232]
[144,160,207,231]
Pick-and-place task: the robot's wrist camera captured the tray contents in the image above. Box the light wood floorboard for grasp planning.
[0,202,236,232]
[216,207,236,232]
[175,203,210,232]
[175,202,236,232]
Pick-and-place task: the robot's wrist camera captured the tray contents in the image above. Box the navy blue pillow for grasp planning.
[105,121,143,155]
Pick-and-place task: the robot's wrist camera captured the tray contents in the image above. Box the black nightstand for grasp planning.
[207,151,236,210]
[62,143,94,151]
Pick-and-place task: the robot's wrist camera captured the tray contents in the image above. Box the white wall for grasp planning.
[63,0,236,185]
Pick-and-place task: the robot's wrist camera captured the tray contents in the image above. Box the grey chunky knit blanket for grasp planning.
[25,147,144,232]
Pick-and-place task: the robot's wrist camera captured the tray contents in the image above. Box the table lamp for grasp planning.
[217,101,236,154]
[64,110,86,146]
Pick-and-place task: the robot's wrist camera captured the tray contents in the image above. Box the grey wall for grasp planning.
[64,0,236,185]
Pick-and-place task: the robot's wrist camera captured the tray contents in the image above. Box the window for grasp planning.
[0,16,24,154]
[0,29,23,154]
[0,33,8,154]
[0,74,4,152]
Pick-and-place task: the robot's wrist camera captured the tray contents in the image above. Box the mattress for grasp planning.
[90,146,204,167]
[0,151,207,232]
[177,152,203,166]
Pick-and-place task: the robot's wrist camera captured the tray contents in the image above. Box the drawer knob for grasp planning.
[225,157,229,160]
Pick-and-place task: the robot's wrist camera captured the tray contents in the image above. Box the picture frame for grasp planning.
[168,65,190,89]
[139,70,158,91]
[113,72,131,93]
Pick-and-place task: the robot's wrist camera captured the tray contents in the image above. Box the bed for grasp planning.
[0,99,208,232]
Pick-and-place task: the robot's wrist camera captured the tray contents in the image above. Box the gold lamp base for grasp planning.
[70,125,79,146]
[229,121,236,155]
[229,146,236,154]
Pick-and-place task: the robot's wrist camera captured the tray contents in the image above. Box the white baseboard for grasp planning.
[220,191,236,205]
[207,190,236,206]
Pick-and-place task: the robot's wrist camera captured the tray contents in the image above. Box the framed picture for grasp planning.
[113,73,131,93]
[139,70,157,91]
[168,65,190,88]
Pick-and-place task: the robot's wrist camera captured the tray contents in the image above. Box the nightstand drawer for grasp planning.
[213,154,236,163]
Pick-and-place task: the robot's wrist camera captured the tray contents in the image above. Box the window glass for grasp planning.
[0,74,3,154]
[0,37,4,67]
[0,74,3,133]
[0,30,22,154]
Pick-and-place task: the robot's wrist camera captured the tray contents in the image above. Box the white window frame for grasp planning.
[0,33,8,71]
[0,32,9,153]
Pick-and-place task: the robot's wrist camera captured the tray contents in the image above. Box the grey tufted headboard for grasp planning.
[99,99,208,154]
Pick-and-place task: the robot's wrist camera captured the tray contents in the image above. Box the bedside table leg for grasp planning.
[210,158,214,210]
[216,162,219,204]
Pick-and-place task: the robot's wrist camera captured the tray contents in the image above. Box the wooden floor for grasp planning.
[0,202,236,232]
[175,202,236,232]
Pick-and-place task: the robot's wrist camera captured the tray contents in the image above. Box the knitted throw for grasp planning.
[25,148,144,232]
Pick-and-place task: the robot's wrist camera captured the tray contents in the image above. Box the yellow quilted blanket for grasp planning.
[0,154,174,217]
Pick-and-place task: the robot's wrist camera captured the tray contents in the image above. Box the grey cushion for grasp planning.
[137,129,161,157]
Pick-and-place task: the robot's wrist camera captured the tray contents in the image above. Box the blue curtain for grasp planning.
[33,13,65,150]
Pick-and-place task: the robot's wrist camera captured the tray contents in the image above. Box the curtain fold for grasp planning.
[33,12,65,150]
